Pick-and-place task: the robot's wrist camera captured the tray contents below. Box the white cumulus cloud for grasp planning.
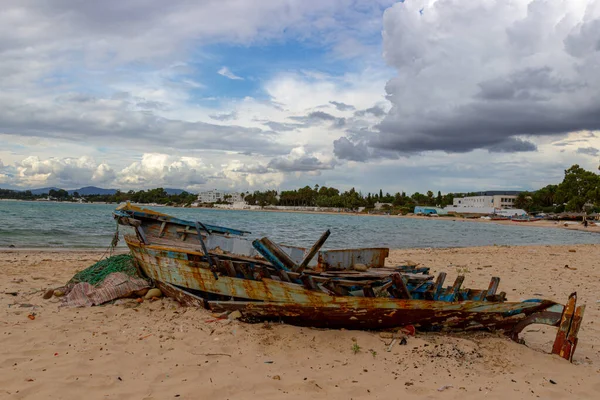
[349,0,600,157]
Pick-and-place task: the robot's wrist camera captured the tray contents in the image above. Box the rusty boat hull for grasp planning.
[125,236,583,352]
[115,204,585,361]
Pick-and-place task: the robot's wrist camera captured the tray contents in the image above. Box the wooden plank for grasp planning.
[135,226,148,244]
[363,286,375,297]
[552,293,577,359]
[566,305,585,362]
[446,275,465,301]
[486,277,500,298]
[220,259,237,277]
[252,237,298,271]
[297,229,331,272]
[253,265,271,280]
[155,281,207,308]
[158,221,167,237]
[299,274,319,291]
[278,270,292,283]
[118,216,142,227]
[322,281,350,296]
[233,261,253,280]
[389,273,411,299]
[194,221,218,280]
[432,272,446,300]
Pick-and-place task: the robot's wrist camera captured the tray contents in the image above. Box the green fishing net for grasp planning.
[69,254,140,286]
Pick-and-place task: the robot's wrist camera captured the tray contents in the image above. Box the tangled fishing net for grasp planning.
[56,223,152,307]
[69,254,139,286]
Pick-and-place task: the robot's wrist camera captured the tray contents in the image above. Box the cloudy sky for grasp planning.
[1,0,599,193]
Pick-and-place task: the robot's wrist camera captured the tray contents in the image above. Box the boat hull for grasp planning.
[126,236,565,333]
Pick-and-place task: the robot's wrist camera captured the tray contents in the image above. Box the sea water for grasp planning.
[0,200,598,249]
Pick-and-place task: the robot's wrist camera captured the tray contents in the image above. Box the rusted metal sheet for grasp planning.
[316,248,389,271]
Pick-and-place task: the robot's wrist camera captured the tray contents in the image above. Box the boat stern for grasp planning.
[510,292,585,362]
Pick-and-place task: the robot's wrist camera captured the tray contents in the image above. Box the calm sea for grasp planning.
[0,201,598,249]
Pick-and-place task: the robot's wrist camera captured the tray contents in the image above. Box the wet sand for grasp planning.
[2,244,600,399]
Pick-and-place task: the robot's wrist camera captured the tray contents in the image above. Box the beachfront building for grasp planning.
[414,206,448,215]
[197,190,245,204]
[452,191,520,209]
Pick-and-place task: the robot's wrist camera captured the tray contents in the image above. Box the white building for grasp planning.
[197,190,245,204]
[453,193,518,209]
[374,202,393,210]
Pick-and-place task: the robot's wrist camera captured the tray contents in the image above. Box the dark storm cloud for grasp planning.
[333,137,371,162]
[267,155,335,172]
[354,104,386,117]
[261,121,304,132]
[486,138,538,153]
[576,147,599,156]
[329,101,355,111]
[363,1,600,157]
[0,93,289,156]
[289,111,346,128]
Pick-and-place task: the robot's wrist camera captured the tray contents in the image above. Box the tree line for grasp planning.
[243,185,457,212]
[514,165,600,213]
[0,187,198,206]
[1,164,598,212]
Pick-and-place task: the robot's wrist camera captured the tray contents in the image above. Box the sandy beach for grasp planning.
[2,244,600,399]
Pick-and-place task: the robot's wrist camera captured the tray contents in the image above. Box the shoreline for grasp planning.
[2,242,598,253]
[3,198,598,234]
[205,207,600,234]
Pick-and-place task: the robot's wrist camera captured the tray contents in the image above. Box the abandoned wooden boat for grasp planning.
[114,203,584,361]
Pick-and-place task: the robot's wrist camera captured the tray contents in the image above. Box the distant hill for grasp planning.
[164,188,187,195]
[29,187,61,195]
[25,186,190,196]
[68,186,117,195]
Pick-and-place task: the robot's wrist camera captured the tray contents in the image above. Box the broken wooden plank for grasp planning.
[363,286,375,297]
[440,275,465,302]
[297,229,331,272]
[233,261,253,280]
[552,292,577,359]
[388,273,411,299]
[431,272,446,300]
[135,226,148,244]
[195,221,218,280]
[322,280,350,296]
[277,269,292,283]
[252,237,297,272]
[299,274,319,291]
[220,259,237,277]
[155,281,207,309]
[486,277,500,297]
[566,305,585,362]
[158,221,167,237]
